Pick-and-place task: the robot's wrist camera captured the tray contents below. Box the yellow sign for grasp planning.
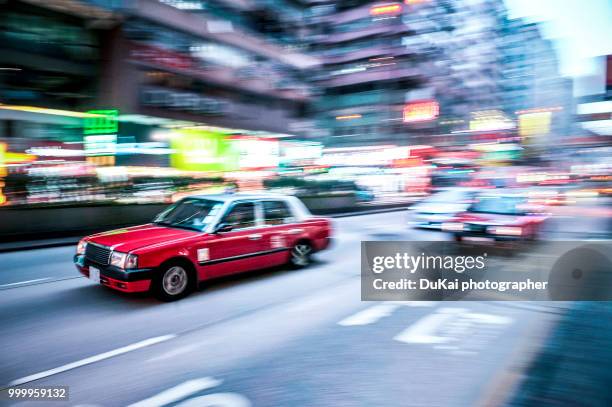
[519,111,551,141]
[0,143,37,177]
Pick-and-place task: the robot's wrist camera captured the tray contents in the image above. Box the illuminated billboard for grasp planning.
[469,110,514,131]
[84,110,119,135]
[170,129,239,172]
[370,3,402,16]
[403,100,439,123]
[83,110,119,166]
[519,111,552,142]
[280,141,323,167]
[230,136,280,170]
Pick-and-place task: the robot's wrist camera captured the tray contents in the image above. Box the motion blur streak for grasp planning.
[0,0,611,406]
[0,206,608,405]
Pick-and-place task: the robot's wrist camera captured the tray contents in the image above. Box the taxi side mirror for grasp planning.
[214,223,233,234]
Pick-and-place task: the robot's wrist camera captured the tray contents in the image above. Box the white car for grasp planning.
[409,188,478,230]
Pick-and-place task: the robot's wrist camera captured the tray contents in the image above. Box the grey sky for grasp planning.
[505,0,612,95]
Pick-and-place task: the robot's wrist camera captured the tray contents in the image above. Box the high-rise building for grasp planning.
[0,0,119,142]
[304,1,437,147]
[99,0,319,134]
[1,0,320,138]
[1,0,575,148]
[303,0,516,148]
[499,18,574,145]
[304,0,574,148]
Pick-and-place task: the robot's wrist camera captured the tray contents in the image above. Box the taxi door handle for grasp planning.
[248,234,262,240]
[287,228,304,235]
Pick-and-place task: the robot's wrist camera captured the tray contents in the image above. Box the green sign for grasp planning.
[84,110,119,135]
[170,129,239,172]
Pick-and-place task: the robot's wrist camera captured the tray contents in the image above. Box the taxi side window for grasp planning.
[221,202,256,229]
[263,201,293,225]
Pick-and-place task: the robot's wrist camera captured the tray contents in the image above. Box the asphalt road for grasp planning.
[0,209,597,407]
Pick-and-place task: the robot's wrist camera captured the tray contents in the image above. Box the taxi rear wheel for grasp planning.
[152,263,194,301]
[289,241,312,268]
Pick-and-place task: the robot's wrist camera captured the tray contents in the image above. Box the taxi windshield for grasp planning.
[470,196,527,215]
[153,198,224,232]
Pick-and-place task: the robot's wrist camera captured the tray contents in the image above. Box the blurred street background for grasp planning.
[1,0,611,405]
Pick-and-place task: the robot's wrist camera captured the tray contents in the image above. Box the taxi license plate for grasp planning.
[89,266,101,283]
[464,236,494,243]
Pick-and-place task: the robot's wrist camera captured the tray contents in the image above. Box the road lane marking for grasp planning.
[463,312,513,325]
[146,344,200,363]
[0,278,50,288]
[394,308,514,348]
[0,276,83,290]
[176,393,251,407]
[338,304,401,326]
[393,307,466,344]
[128,377,222,407]
[395,301,437,307]
[337,301,435,327]
[8,335,176,386]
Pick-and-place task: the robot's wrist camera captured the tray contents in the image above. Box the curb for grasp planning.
[329,206,409,218]
[0,238,82,254]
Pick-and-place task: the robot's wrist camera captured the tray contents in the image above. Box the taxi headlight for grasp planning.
[110,251,127,268]
[125,254,138,270]
[77,240,88,255]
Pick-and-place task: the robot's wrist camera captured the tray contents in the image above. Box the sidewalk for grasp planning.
[506,303,612,406]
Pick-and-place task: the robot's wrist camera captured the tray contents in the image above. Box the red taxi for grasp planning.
[74,194,332,301]
[441,192,549,242]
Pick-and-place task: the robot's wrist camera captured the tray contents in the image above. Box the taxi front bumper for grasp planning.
[74,254,153,293]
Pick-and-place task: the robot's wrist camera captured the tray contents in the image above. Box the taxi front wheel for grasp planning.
[152,263,194,301]
[289,241,312,268]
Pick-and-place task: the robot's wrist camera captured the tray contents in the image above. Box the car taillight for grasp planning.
[489,226,522,236]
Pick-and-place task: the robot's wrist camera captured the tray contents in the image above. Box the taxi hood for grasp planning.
[87,224,199,253]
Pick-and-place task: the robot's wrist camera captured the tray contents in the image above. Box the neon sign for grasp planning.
[370,3,402,16]
[403,100,439,123]
[84,110,119,135]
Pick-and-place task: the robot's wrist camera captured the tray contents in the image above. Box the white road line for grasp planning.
[8,335,176,387]
[176,392,251,407]
[146,344,200,363]
[338,304,400,326]
[394,301,436,307]
[128,377,222,407]
[393,307,466,344]
[337,301,435,327]
[0,278,51,288]
[463,312,513,325]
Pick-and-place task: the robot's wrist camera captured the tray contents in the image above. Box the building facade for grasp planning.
[305,1,436,147]
[1,0,319,138]
[304,0,574,149]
